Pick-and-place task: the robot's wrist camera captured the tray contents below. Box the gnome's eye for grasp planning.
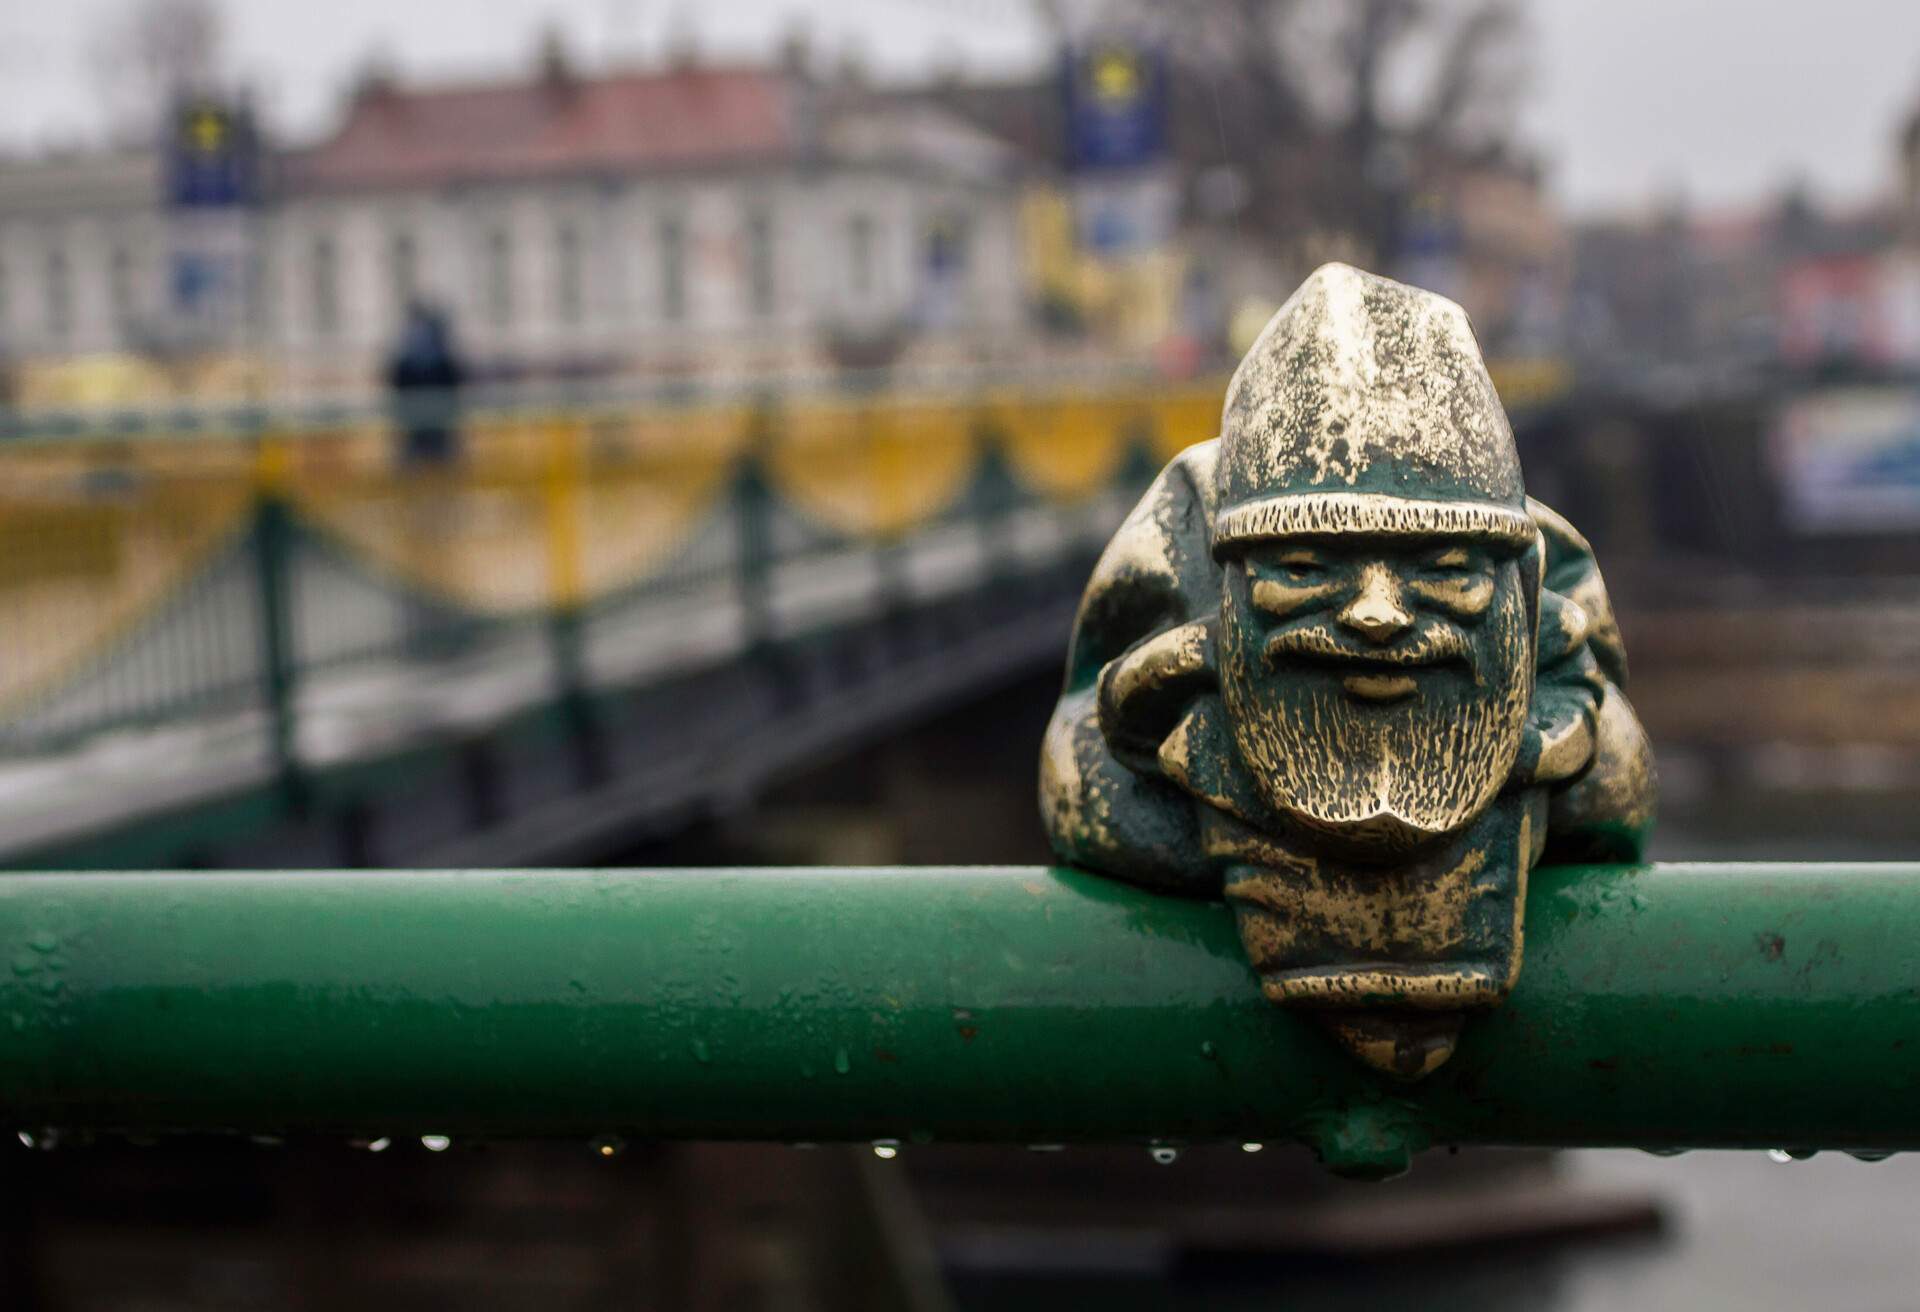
[1274,549,1325,580]
[1423,546,1475,574]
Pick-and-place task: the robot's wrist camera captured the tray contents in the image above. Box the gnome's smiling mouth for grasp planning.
[1340,669,1420,702]
[1319,654,1449,703]
[1263,627,1473,702]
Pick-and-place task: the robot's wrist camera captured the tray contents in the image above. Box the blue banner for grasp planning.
[165,101,260,209]
[1062,42,1167,173]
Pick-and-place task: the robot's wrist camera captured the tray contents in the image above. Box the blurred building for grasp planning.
[0,20,1600,408]
[0,150,168,365]
[275,49,1029,392]
[1396,151,1569,357]
[849,46,1201,361]
[0,45,1031,400]
[1775,211,1917,372]
[1568,94,1920,384]
[1566,197,1884,381]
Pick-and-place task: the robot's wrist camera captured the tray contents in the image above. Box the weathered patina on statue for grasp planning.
[1041,263,1655,1080]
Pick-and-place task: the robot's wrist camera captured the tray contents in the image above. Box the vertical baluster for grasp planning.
[543,410,604,785]
[250,432,303,810]
[734,401,776,657]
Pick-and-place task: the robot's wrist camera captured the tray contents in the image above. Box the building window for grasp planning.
[485,225,513,325]
[921,212,971,327]
[310,233,338,337]
[245,247,268,333]
[745,207,775,317]
[390,229,418,312]
[108,245,136,329]
[554,221,583,325]
[847,213,876,301]
[658,215,686,322]
[44,246,71,339]
[926,213,970,282]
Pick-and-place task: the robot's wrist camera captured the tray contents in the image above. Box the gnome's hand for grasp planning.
[1513,588,1604,787]
[1097,618,1218,776]
[1514,499,1656,862]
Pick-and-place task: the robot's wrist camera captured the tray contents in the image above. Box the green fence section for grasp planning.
[0,862,1914,1177]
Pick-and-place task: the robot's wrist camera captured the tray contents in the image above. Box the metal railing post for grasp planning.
[972,419,1019,593]
[734,403,777,656]
[250,436,303,809]
[869,413,911,642]
[541,412,606,785]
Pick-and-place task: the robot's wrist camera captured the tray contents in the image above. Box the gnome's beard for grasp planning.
[1221,577,1532,855]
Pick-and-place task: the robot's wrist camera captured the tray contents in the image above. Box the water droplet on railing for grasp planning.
[1150,1146,1180,1165]
[1849,1150,1894,1163]
[1766,1148,1794,1163]
[364,1137,391,1153]
[15,1131,33,1149]
[871,1140,899,1160]
[1240,1142,1264,1153]
[591,1134,625,1159]
[420,1134,452,1153]
[1643,1147,1688,1157]
[1027,1144,1065,1153]
[1785,1148,1818,1160]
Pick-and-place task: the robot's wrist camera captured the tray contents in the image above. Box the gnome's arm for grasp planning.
[1039,443,1222,893]
[1523,499,1657,863]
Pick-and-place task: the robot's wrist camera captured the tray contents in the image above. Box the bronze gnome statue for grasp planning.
[1041,264,1654,1080]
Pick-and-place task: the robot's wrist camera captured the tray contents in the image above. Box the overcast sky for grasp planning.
[2,0,1918,217]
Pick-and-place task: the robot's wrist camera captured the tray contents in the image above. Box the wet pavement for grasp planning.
[1549,1149,1920,1310]
[949,1149,1920,1310]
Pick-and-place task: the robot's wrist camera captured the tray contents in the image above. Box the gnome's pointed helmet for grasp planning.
[1213,264,1532,552]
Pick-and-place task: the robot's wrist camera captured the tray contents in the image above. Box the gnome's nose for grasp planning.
[1338,565,1414,644]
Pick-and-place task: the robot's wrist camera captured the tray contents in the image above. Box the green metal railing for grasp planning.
[1,861,1914,1177]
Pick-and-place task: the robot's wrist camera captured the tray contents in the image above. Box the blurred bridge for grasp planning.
[0,364,1577,869]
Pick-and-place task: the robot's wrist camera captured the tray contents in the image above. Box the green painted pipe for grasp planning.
[0,863,1916,1176]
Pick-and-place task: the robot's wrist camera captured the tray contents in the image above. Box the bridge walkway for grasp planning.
[0,380,1186,867]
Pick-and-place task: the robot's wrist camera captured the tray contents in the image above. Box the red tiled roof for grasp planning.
[285,66,797,191]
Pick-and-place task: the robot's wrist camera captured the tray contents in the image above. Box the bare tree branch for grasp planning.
[1416,0,1523,150]
[90,0,225,145]
[1096,0,1530,259]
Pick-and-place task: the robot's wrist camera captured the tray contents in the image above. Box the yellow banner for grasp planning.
[995,391,1142,502]
[0,442,253,714]
[770,399,979,540]
[1149,382,1226,461]
[290,408,751,614]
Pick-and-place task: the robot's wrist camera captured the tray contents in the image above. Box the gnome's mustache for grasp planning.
[1264,623,1476,676]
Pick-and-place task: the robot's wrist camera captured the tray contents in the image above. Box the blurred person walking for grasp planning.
[386,301,469,659]
[389,300,466,467]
